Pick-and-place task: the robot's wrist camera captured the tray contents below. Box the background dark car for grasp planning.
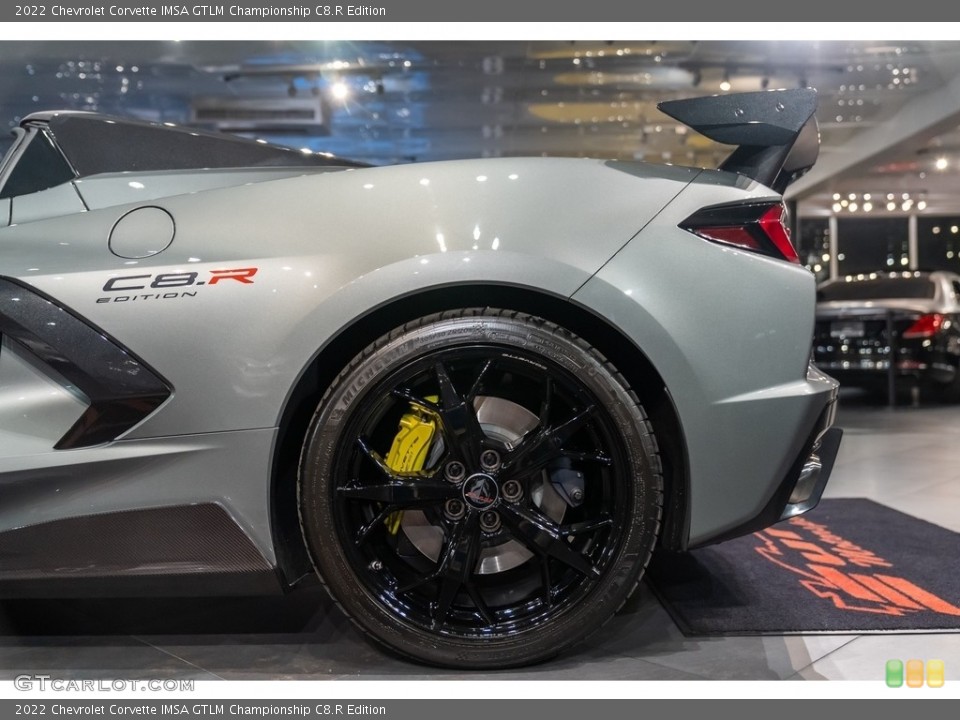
[814,271,960,400]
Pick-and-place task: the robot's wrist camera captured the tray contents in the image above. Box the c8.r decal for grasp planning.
[209,268,257,284]
[98,267,258,303]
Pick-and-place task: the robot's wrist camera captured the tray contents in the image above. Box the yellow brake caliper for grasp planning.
[383,396,439,534]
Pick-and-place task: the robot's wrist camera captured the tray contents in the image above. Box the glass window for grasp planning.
[917,216,960,272]
[48,114,362,177]
[0,131,75,200]
[836,218,909,275]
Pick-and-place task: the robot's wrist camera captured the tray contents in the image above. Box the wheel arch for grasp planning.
[269,283,690,586]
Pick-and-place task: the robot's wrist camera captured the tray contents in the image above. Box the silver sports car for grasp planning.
[0,88,840,668]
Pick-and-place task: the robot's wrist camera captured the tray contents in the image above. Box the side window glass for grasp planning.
[0,132,74,200]
[951,280,960,302]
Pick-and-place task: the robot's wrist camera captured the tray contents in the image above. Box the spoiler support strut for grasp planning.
[658,88,819,193]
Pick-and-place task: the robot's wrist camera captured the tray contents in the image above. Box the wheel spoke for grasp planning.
[466,359,496,402]
[500,503,602,578]
[539,376,553,425]
[338,478,457,505]
[539,556,553,608]
[395,514,484,627]
[431,513,482,628]
[563,516,614,537]
[356,436,401,480]
[501,405,595,479]
[354,505,398,545]
[465,582,496,626]
[346,436,458,505]
[562,450,613,466]
[391,387,441,413]
[434,362,486,464]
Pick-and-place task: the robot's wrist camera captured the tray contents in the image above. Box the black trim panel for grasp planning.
[0,277,171,448]
[0,504,279,597]
[0,570,282,599]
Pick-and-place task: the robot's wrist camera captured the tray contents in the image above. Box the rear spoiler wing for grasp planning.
[658,88,819,193]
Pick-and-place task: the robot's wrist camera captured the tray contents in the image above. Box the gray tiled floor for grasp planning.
[1,390,957,681]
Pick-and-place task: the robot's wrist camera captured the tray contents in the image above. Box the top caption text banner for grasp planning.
[5,1,960,22]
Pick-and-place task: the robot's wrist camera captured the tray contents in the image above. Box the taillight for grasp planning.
[680,201,800,264]
[903,313,946,339]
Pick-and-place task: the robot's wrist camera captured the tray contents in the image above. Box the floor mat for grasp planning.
[647,498,960,634]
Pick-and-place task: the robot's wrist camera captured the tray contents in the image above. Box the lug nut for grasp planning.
[480,510,501,533]
[444,460,466,482]
[480,449,501,472]
[502,479,523,502]
[444,498,466,521]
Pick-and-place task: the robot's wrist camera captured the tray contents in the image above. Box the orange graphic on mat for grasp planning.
[753,517,960,617]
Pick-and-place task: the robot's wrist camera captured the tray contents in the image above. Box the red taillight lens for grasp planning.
[680,201,800,264]
[903,313,945,339]
[757,205,800,264]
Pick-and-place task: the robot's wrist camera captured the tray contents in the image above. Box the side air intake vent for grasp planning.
[0,278,171,449]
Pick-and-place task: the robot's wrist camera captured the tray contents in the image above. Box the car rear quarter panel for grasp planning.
[575,172,830,544]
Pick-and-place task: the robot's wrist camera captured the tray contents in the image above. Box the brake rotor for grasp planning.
[400,395,567,574]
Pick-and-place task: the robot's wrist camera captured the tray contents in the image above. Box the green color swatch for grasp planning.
[886,659,904,688]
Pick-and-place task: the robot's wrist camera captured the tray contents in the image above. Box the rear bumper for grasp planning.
[690,374,841,547]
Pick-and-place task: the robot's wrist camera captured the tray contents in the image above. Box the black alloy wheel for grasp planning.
[298,309,663,668]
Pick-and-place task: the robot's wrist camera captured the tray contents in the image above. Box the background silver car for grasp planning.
[0,89,839,667]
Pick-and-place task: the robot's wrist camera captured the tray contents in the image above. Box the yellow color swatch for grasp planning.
[926,660,944,688]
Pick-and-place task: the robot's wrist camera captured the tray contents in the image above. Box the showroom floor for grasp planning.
[1,392,959,682]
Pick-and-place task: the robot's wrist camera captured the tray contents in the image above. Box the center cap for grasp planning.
[462,473,499,510]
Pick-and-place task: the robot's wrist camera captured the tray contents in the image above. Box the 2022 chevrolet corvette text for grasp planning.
[0,89,840,668]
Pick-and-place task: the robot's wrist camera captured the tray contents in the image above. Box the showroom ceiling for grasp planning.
[3,39,960,215]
